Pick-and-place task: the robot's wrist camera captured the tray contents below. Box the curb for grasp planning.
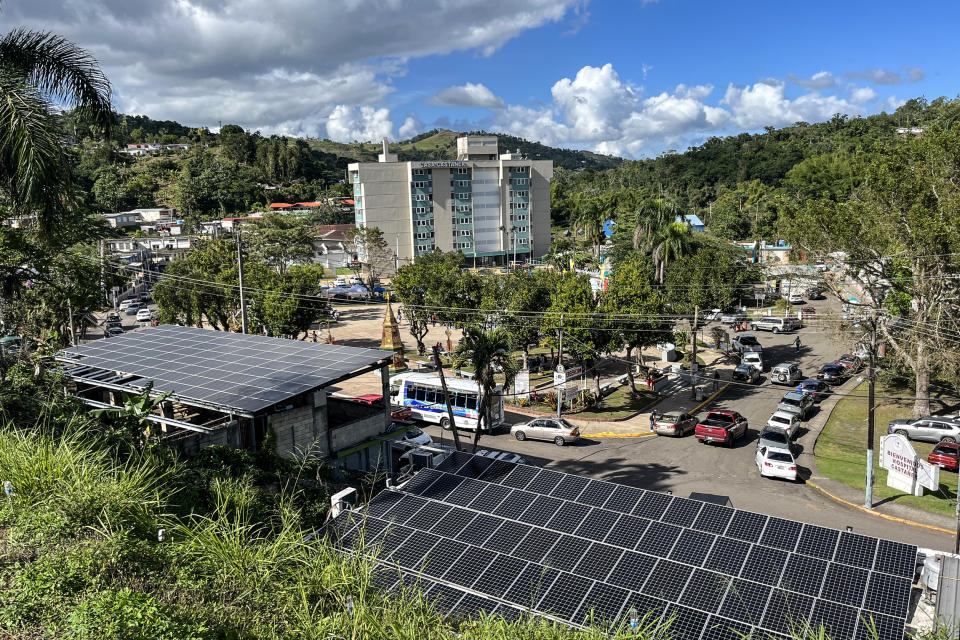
[689,381,731,415]
[805,479,954,535]
[584,431,657,439]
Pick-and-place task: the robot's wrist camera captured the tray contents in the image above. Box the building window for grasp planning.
[518,237,529,244]
[459,230,471,236]
[458,218,471,225]
[457,193,470,200]
[454,168,469,175]
[412,181,430,188]
[514,166,528,173]
[514,190,529,198]
[456,205,471,212]
[413,168,429,176]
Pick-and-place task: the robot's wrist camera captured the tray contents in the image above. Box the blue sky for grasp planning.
[7,0,954,157]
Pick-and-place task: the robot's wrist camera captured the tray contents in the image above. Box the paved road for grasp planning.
[419,306,953,551]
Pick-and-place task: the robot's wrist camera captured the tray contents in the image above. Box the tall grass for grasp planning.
[0,415,948,640]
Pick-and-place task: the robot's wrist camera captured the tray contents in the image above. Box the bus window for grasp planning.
[455,393,466,408]
[466,395,477,410]
[415,386,426,402]
[424,387,437,405]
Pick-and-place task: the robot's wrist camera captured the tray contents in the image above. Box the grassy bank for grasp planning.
[572,387,659,420]
[815,382,960,517]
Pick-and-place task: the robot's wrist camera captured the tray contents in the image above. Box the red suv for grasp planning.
[928,442,960,472]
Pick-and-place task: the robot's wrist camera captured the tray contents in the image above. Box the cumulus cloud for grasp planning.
[551,64,640,142]
[850,86,878,103]
[427,83,505,109]
[398,114,425,139]
[723,80,859,129]
[2,0,580,133]
[326,105,393,142]
[845,68,904,84]
[787,71,837,89]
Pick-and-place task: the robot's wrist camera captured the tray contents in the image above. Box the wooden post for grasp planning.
[432,345,462,452]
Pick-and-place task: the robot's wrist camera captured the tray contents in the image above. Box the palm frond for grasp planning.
[0,74,71,230]
[0,28,112,129]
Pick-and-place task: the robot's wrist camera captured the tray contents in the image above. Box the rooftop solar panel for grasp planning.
[56,325,389,413]
[329,455,916,638]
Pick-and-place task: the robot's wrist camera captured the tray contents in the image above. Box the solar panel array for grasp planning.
[56,325,389,412]
[329,452,915,639]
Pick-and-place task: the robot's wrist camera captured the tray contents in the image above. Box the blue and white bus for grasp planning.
[389,372,504,431]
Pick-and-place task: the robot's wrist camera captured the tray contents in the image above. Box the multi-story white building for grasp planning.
[347,135,552,267]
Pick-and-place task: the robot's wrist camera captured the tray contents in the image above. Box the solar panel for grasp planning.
[328,455,916,638]
[56,325,389,413]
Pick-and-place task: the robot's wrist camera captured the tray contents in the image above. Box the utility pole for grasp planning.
[99,240,106,306]
[865,315,877,508]
[690,307,699,398]
[236,228,248,334]
[66,298,75,346]
[557,315,564,419]
[432,345,463,452]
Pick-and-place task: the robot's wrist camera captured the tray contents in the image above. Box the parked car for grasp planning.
[783,316,802,331]
[788,291,804,304]
[771,364,804,386]
[391,427,433,451]
[351,393,413,422]
[887,417,960,444]
[751,317,794,333]
[511,418,580,446]
[695,410,748,446]
[475,450,529,465]
[106,312,121,323]
[817,363,847,385]
[704,309,723,322]
[741,351,764,371]
[777,391,815,420]
[332,278,347,287]
[124,302,143,315]
[118,299,136,311]
[136,308,153,322]
[104,325,124,337]
[800,306,817,320]
[652,413,697,437]
[721,311,747,326]
[757,425,793,451]
[756,446,798,481]
[928,442,960,472]
[806,286,823,299]
[731,334,763,354]
[834,354,863,372]
[731,364,761,384]
[767,410,801,438]
[105,317,123,329]
[800,379,831,402]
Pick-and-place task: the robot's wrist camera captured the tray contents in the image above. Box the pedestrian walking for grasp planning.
[397,310,402,323]
[794,336,801,351]
[431,313,437,327]
[649,410,657,430]
[712,370,720,392]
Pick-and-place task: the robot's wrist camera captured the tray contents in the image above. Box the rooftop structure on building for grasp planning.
[120,142,191,156]
[56,325,395,470]
[348,135,552,269]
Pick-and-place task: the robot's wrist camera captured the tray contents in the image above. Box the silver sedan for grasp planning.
[887,417,960,443]
[511,417,581,446]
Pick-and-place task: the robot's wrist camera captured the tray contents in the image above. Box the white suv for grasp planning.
[751,317,793,333]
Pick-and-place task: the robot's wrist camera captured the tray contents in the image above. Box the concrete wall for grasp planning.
[169,421,241,456]
[330,414,388,451]
[270,404,318,459]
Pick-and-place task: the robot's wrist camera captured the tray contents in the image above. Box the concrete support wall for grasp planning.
[169,421,240,456]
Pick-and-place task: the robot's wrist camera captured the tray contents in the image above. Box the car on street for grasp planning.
[767,410,801,438]
[784,316,802,331]
[788,291,804,304]
[475,450,529,465]
[731,334,763,354]
[806,286,823,300]
[695,410,748,446]
[771,364,804,386]
[887,416,960,444]
[652,413,697,437]
[777,391,815,420]
[756,446,798,481]
[800,379,831,402]
[106,312,121,323]
[511,417,580,446]
[392,427,433,451]
[751,317,794,334]
[721,311,747,326]
[333,278,347,287]
[834,354,863,372]
[741,351,764,371]
[124,302,144,315]
[817,363,847,385]
[800,306,817,319]
[136,308,153,322]
[757,425,793,451]
[928,442,960,472]
[731,364,761,384]
[104,325,124,337]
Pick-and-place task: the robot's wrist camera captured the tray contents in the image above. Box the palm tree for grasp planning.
[573,192,609,259]
[651,221,691,283]
[0,24,112,234]
[452,327,519,452]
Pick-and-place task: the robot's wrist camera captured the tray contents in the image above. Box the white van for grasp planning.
[751,317,793,333]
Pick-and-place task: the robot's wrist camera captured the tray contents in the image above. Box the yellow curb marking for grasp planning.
[806,479,953,535]
[690,381,732,415]
[584,431,657,438]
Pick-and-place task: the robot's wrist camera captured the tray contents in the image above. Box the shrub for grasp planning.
[64,589,208,640]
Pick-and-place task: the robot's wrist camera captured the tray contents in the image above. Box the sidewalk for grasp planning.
[801,376,957,533]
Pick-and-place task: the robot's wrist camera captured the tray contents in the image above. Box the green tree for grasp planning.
[664,236,760,313]
[246,213,317,275]
[393,252,471,355]
[0,24,112,233]
[91,382,172,447]
[452,327,519,452]
[345,225,392,291]
[600,255,672,392]
[543,272,608,398]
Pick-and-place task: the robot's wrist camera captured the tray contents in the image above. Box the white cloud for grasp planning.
[326,105,393,142]
[722,80,859,129]
[787,71,837,89]
[850,86,878,103]
[550,64,640,142]
[398,114,424,139]
[427,83,504,108]
[903,66,926,83]
[3,0,580,133]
